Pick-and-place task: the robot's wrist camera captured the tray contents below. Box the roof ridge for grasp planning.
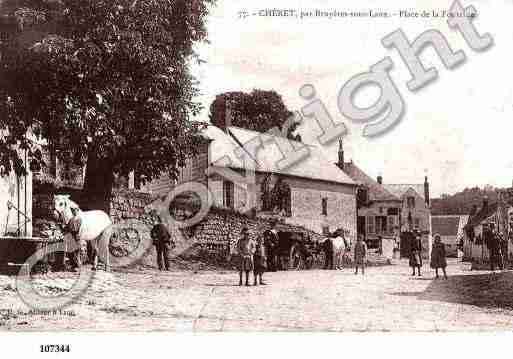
[227,125,316,147]
[385,184,423,186]
[342,162,400,201]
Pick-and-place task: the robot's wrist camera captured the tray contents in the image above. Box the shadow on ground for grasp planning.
[391,271,513,310]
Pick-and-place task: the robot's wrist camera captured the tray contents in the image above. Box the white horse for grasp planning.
[332,231,351,270]
[53,194,113,270]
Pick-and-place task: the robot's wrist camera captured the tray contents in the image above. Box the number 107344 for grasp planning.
[40,345,70,353]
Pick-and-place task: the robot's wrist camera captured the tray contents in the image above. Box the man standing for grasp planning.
[151,215,172,271]
[322,235,334,270]
[263,222,279,271]
[489,231,503,272]
[354,234,368,275]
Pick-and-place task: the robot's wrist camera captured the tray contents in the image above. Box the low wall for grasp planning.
[30,182,326,269]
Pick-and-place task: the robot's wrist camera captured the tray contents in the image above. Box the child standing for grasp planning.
[253,235,267,286]
[409,233,423,276]
[354,235,367,275]
[430,234,448,279]
[237,227,256,286]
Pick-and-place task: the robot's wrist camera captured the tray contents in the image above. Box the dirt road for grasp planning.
[1,259,512,331]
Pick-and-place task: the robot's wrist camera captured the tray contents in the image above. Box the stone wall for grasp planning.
[207,172,357,241]
[283,176,357,242]
[109,189,153,223]
[186,207,324,262]
[30,180,327,269]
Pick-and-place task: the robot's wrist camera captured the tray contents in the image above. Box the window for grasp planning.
[321,198,328,216]
[223,180,234,209]
[407,196,416,208]
[366,216,375,234]
[322,226,330,236]
[375,216,387,234]
[414,217,420,229]
[387,208,399,216]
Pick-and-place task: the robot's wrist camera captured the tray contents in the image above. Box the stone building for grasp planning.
[336,141,432,258]
[144,125,358,239]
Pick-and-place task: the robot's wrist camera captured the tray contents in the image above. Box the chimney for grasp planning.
[424,176,430,206]
[337,139,344,170]
[377,175,383,185]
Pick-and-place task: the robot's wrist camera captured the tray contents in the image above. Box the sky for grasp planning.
[191,0,513,198]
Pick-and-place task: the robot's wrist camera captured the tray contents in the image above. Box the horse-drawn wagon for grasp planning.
[272,229,325,270]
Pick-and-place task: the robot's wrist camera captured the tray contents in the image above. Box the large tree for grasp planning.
[209,90,301,141]
[0,0,215,211]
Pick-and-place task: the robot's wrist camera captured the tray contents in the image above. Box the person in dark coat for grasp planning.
[354,234,367,275]
[409,233,423,276]
[489,231,504,272]
[150,215,173,271]
[263,223,279,271]
[253,235,267,285]
[322,236,334,270]
[430,234,447,279]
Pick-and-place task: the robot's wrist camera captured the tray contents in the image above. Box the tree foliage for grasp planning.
[431,186,498,215]
[0,0,216,209]
[209,89,301,141]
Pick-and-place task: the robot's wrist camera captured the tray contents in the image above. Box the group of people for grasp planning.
[235,224,371,286]
[409,232,448,279]
[321,232,368,275]
[148,214,459,282]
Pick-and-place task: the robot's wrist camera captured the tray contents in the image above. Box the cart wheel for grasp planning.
[315,251,326,269]
[289,245,303,270]
[109,226,141,258]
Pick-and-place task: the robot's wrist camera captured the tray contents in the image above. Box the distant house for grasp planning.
[338,161,401,247]
[463,198,500,262]
[431,215,469,257]
[336,140,432,258]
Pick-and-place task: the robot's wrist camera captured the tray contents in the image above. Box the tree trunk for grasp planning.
[82,150,115,213]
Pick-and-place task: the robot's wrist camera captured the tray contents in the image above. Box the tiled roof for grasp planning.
[383,184,425,200]
[432,216,461,236]
[227,126,356,186]
[200,125,257,169]
[342,162,400,202]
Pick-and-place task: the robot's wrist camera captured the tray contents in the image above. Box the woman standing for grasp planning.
[430,234,448,279]
[409,233,423,276]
